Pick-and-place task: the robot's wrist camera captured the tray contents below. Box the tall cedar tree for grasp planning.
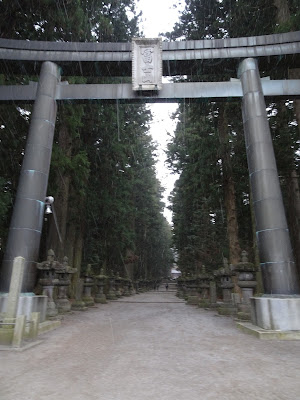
[0,1,173,286]
[166,0,300,279]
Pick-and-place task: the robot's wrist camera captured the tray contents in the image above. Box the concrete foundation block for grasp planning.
[0,327,14,345]
[237,321,300,340]
[38,320,61,335]
[0,294,47,322]
[251,296,300,330]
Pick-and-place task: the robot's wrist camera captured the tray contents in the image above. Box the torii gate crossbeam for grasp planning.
[0,79,300,102]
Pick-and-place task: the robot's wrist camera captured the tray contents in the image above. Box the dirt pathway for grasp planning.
[0,291,299,400]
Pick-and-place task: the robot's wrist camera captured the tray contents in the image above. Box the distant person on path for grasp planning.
[165,283,169,291]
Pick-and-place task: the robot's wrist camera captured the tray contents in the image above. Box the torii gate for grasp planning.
[0,32,300,331]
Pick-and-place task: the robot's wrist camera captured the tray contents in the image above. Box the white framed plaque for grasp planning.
[132,38,162,91]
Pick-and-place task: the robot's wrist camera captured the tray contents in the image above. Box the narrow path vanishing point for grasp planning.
[0,289,299,400]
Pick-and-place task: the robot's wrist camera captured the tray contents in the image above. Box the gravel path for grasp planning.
[1,290,300,400]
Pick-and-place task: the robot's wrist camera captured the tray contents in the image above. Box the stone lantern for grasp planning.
[176,276,184,298]
[197,266,212,308]
[123,278,132,296]
[234,251,257,302]
[95,268,107,304]
[214,258,236,315]
[114,273,123,297]
[233,250,257,320]
[82,264,95,306]
[106,273,117,300]
[138,279,145,293]
[55,256,77,313]
[128,279,135,295]
[37,249,61,318]
[134,280,140,294]
[72,279,87,311]
[186,275,199,305]
[214,258,234,302]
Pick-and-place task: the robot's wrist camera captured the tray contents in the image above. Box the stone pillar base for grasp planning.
[250,296,300,330]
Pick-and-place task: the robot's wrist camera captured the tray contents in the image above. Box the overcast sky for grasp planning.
[134,0,184,223]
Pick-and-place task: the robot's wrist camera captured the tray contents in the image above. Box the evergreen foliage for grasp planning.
[166,0,300,275]
[0,0,173,283]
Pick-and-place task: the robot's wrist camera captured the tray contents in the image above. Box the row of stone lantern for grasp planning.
[37,250,77,318]
[177,251,257,320]
[37,250,156,318]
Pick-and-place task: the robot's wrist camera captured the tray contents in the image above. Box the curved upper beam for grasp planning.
[0,31,299,62]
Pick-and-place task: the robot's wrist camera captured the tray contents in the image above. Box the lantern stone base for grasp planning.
[187,296,199,305]
[82,296,95,307]
[56,298,72,313]
[237,311,251,321]
[217,303,237,316]
[106,293,117,300]
[95,295,107,304]
[236,303,251,321]
[198,299,210,308]
[71,300,88,311]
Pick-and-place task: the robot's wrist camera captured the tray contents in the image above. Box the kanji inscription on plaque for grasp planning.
[132,38,162,91]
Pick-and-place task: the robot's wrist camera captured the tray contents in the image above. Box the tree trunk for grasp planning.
[218,105,242,294]
[70,229,84,298]
[65,220,76,267]
[218,105,241,265]
[224,176,241,265]
[47,122,72,260]
[273,0,290,24]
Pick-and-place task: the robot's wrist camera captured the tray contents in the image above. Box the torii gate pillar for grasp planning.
[0,61,60,292]
[238,58,300,332]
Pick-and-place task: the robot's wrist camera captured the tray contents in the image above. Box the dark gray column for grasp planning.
[0,61,60,292]
[238,58,300,295]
